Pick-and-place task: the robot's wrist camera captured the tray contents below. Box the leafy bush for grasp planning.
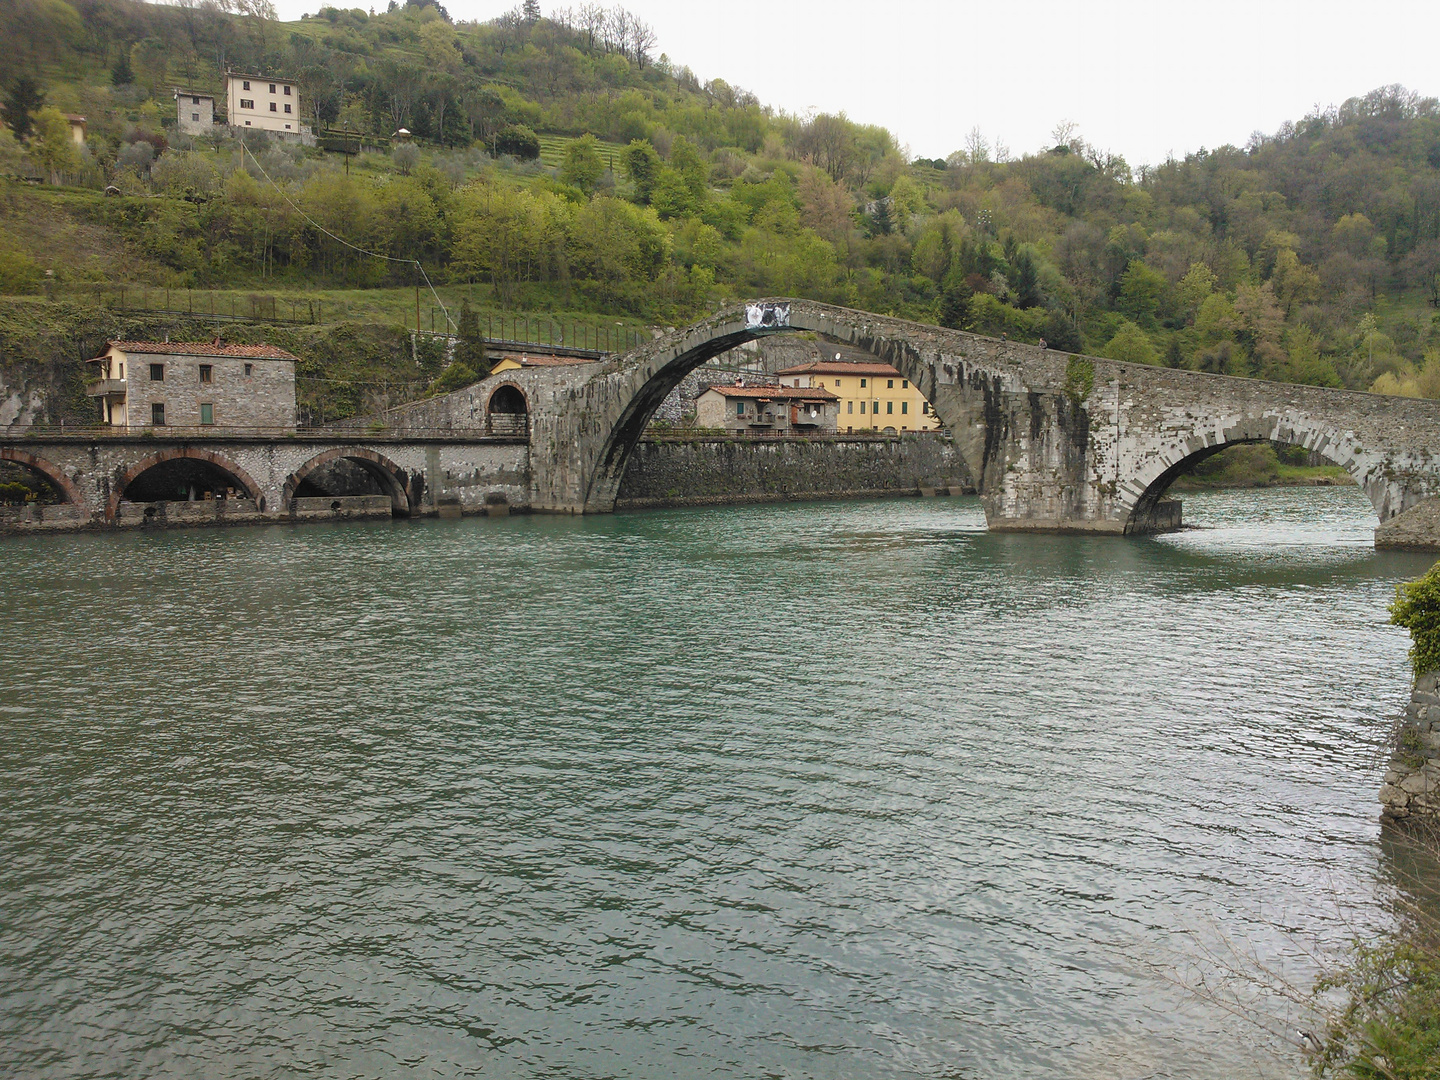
[0,245,42,294]
[494,124,540,160]
[1392,561,1440,677]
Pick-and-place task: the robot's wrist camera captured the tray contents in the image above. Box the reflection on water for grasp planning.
[0,485,1433,1079]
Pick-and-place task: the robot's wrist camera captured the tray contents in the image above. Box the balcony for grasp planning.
[86,379,127,398]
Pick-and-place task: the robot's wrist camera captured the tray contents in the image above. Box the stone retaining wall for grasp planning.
[614,433,973,509]
[1380,670,1440,823]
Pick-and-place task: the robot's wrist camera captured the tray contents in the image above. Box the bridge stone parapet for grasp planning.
[530,298,1440,533]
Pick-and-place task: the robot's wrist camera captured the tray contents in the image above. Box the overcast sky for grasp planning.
[275,0,1440,166]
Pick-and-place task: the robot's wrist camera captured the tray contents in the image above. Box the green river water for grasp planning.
[1,486,1436,1078]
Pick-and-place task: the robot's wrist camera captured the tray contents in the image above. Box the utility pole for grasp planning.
[415,264,421,334]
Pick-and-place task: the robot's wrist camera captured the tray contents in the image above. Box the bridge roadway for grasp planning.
[6,298,1440,537]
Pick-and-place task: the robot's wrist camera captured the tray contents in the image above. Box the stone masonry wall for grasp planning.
[1380,670,1440,824]
[614,433,973,509]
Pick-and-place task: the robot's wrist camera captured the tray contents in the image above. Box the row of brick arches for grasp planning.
[0,445,413,519]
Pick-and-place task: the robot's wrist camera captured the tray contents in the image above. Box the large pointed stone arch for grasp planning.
[532,299,999,514]
[107,447,263,520]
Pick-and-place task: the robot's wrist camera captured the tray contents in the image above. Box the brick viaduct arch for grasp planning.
[282,447,412,516]
[534,298,1440,531]
[107,447,264,520]
[0,447,83,505]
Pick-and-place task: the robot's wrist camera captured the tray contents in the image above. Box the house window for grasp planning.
[240,99,254,109]
[192,113,200,122]
[244,363,253,377]
[834,380,841,387]
[242,80,251,91]
[793,379,800,387]
[922,402,930,414]
[847,401,853,414]
[245,121,251,126]
[199,364,212,384]
[887,401,894,414]
[192,95,200,104]
[269,102,277,112]
[860,378,867,387]
[199,403,214,425]
[887,379,894,388]
[151,402,165,425]
[284,103,291,113]
[118,362,124,378]
[284,124,291,130]
[269,83,276,93]
[735,401,745,417]
[859,401,866,414]
[284,85,291,95]
[901,401,908,414]
[902,380,909,388]
[149,363,164,381]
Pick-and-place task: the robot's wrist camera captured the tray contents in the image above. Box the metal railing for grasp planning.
[2,416,530,441]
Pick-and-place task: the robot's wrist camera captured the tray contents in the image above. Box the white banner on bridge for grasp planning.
[745,302,790,330]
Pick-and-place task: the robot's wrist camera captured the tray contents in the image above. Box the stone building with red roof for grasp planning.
[86,339,298,431]
[694,381,839,434]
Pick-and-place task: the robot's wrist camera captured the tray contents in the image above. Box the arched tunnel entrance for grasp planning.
[487,385,529,437]
[285,449,412,517]
[123,457,250,503]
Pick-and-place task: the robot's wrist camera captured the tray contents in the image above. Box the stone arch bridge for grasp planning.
[7,298,1440,537]
[0,433,530,530]
[524,298,1440,532]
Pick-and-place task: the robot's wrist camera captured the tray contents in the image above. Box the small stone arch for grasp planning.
[0,448,82,505]
[487,384,529,437]
[108,447,262,520]
[283,447,411,517]
[487,384,528,414]
[1120,416,1374,531]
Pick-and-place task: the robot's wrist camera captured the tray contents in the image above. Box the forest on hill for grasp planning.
[3,0,1440,398]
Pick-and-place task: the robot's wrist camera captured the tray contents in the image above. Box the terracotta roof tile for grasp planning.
[775,361,903,377]
[97,340,300,362]
[702,384,838,400]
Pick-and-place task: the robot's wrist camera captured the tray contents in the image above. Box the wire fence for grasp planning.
[51,284,650,352]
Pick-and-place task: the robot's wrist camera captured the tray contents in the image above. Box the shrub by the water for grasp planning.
[1391,561,1440,677]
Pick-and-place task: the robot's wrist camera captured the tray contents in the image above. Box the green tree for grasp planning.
[1116,259,1167,324]
[1013,249,1043,309]
[2,76,42,141]
[110,51,133,86]
[30,106,79,182]
[1100,319,1160,365]
[561,133,604,196]
[938,272,973,329]
[453,298,490,377]
[622,138,661,204]
[493,123,540,160]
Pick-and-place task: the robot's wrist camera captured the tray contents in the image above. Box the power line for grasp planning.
[239,139,456,333]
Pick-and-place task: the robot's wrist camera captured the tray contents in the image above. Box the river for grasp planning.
[1,487,1435,1079]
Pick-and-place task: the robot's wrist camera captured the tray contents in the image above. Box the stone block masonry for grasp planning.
[614,433,973,509]
[1380,670,1440,824]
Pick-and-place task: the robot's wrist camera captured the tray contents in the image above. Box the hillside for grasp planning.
[2,0,1440,400]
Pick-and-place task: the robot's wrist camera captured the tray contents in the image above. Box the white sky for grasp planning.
[273,0,1440,166]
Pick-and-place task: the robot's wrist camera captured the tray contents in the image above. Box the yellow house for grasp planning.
[776,359,941,433]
